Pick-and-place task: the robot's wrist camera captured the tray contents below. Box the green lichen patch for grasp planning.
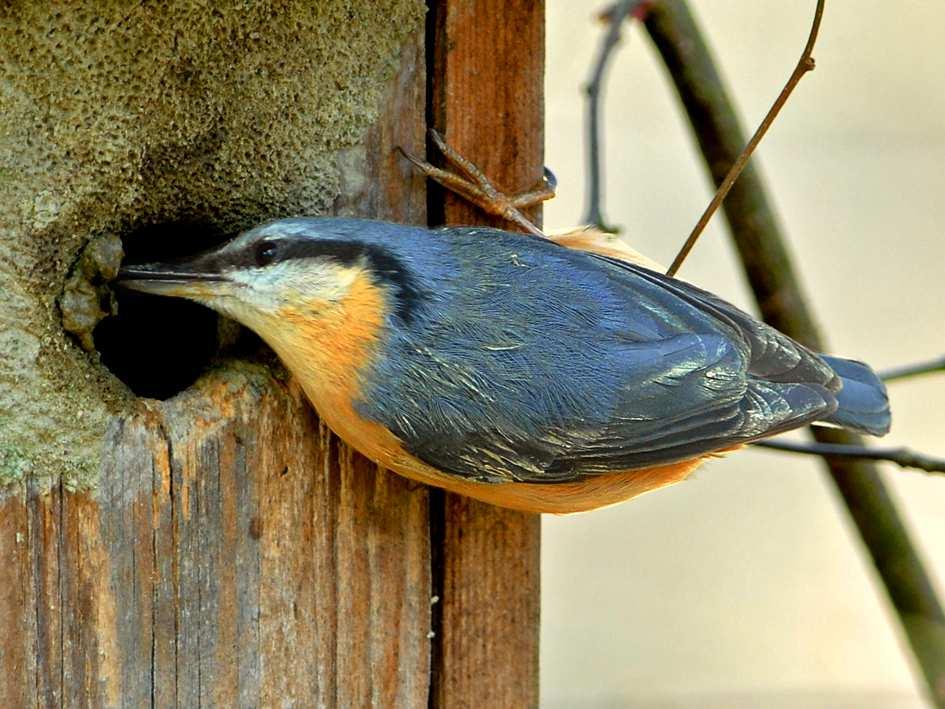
[0,0,425,491]
[0,443,30,487]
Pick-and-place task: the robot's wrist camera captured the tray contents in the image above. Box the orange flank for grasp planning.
[267,264,715,514]
[393,454,710,514]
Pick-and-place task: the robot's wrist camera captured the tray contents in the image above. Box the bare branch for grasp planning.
[643,2,945,700]
[665,0,825,277]
[881,354,945,383]
[754,439,945,475]
[582,0,649,231]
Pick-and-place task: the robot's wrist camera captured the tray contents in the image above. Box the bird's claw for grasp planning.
[398,129,555,238]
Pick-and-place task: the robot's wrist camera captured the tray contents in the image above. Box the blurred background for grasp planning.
[541,1,945,707]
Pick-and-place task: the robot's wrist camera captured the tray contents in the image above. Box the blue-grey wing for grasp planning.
[385,336,836,483]
[359,230,839,483]
[536,255,841,477]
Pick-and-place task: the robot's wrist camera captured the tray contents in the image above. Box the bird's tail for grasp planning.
[817,355,891,436]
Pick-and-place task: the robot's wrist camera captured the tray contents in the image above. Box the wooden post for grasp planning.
[0,2,545,706]
[0,4,433,706]
[428,1,544,706]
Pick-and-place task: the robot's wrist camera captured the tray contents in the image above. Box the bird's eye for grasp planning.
[255,242,278,267]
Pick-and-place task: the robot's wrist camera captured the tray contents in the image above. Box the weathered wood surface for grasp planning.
[2,371,431,707]
[1,2,550,705]
[0,27,433,708]
[429,1,545,706]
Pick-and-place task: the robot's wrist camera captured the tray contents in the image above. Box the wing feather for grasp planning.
[361,229,840,484]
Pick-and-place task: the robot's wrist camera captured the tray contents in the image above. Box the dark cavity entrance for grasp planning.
[95,220,231,400]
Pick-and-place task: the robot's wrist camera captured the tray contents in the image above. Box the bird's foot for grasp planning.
[398,129,555,238]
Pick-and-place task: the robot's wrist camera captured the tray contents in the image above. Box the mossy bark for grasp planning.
[0,1,425,490]
[0,2,438,705]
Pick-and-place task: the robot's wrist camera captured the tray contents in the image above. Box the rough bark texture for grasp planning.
[1,3,439,706]
[0,1,426,489]
[429,1,544,706]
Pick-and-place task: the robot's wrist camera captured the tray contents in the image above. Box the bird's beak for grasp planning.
[117,252,231,299]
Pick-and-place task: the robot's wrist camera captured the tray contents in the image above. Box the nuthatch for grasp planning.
[118,218,890,513]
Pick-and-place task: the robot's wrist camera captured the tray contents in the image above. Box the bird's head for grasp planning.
[118,218,423,358]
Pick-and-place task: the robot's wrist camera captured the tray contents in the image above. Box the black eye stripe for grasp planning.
[275,239,367,265]
[238,237,422,323]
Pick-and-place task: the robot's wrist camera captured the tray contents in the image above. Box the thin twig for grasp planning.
[881,354,945,383]
[582,0,649,231]
[665,0,825,277]
[754,439,945,475]
[643,3,945,703]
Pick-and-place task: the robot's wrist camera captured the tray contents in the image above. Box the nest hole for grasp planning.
[95,220,231,400]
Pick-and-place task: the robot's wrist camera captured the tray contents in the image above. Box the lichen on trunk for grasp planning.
[0,0,426,490]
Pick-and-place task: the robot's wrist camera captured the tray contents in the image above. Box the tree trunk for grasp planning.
[0,1,542,706]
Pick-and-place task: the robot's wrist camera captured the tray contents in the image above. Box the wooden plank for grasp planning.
[30,480,63,708]
[429,1,544,706]
[0,486,39,709]
[0,363,432,707]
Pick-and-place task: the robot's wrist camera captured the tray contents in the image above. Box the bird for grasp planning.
[118,216,890,514]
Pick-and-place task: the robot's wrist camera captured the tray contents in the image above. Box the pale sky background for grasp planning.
[541,2,945,707]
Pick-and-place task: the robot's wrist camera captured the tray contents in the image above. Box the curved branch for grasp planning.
[881,354,945,383]
[643,2,945,702]
[665,0,825,277]
[582,0,649,231]
[754,439,945,475]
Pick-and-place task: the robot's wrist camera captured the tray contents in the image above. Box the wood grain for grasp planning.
[1,365,432,708]
[429,1,544,706]
[0,30,432,708]
[0,7,550,703]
